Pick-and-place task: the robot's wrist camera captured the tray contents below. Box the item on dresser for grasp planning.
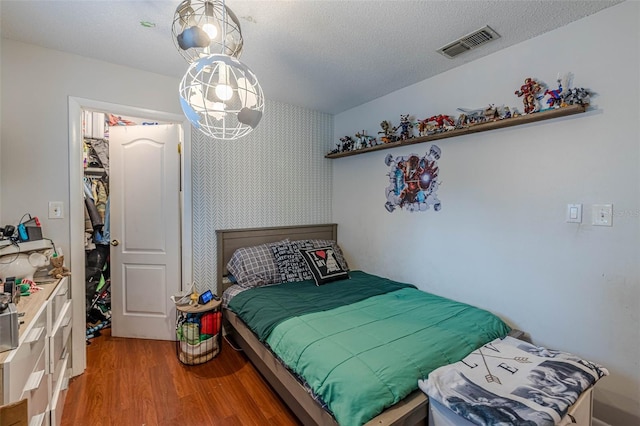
[0,302,19,353]
[3,279,16,302]
[48,255,71,279]
[20,217,43,242]
[0,252,48,285]
[419,336,608,426]
[0,292,9,312]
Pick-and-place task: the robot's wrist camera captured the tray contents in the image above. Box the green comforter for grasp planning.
[228,271,415,340]
[229,272,510,425]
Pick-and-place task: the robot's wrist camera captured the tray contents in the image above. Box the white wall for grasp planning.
[0,39,183,257]
[333,2,639,424]
[0,39,333,377]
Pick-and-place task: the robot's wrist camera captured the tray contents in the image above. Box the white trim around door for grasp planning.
[68,96,193,376]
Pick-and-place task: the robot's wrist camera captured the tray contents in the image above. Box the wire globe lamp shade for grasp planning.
[172,0,243,62]
[179,54,264,140]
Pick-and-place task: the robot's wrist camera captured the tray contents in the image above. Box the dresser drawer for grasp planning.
[29,412,49,426]
[48,301,72,374]
[50,334,70,396]
[5,305,47,402]
[49,354,70,426]
[49,277,70,328]
[20,348,49,423]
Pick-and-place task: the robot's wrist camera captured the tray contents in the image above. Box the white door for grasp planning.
[109,124,181,340]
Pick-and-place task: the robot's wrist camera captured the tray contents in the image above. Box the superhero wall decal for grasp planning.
[384,145,442,213]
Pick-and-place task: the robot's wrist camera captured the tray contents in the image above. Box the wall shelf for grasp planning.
[325,104,588,159]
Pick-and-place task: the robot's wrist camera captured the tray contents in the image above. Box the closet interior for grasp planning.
[83,111,111,342]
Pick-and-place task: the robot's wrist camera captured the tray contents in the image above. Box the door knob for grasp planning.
[110,240,120,246]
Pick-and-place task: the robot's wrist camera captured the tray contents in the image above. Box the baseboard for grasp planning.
[593,399,640,426]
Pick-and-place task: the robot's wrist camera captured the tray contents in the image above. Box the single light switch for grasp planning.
[566,204,582,223]
[592,204,613,226]
[570,207,578,219]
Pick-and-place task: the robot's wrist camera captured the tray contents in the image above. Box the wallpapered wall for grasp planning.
[191,101,334,293]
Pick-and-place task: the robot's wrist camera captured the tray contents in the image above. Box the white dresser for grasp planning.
[0,276,72,426]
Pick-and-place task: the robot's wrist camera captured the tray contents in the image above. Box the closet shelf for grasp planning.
[326,104,588,159]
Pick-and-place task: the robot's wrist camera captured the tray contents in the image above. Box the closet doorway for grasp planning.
[69,97,193,376]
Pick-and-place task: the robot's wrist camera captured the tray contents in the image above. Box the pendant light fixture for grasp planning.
[172,0,243,61]
[179,54,264,140]
[174,0,264,140]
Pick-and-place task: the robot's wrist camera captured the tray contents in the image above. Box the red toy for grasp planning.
[514,78,542,114]
[421,114,455,133]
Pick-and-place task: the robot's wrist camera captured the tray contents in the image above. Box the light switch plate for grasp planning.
[592,204,613,226]
[566,204,582,223]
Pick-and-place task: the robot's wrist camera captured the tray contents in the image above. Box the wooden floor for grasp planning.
[62,328,301,426]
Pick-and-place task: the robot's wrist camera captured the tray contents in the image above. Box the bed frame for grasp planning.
[216,224,429,426]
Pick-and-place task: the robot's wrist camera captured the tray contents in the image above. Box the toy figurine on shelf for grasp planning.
[543,78,564,109]
[552,72,592,106]
[328,144,341,155]
[514,77,542,114]
[483,104,502,121]
[562,87,591,106]
[455,107,486,126]
[339,135,355,152]
[425,114,455,132]
[378,120,397,144]
[355,130,376,148]
[500,106,512,119]
[418,119,436,136]
[397,114,414,140]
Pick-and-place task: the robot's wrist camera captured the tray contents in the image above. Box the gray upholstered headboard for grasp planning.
[215,224,338,295]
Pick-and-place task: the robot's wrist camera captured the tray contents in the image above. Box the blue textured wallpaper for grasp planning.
[191,100,334,293]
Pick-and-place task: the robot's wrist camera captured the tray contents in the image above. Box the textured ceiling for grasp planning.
[0,0,623,114]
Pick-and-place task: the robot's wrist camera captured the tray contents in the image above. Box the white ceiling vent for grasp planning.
[437,25,500,59]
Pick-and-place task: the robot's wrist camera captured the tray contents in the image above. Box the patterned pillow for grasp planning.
[271,240,315,283]
[226,240,287,288]
[308,239,349,271]
[300,246,350,286]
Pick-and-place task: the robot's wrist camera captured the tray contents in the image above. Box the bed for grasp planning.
[216,224,514,426]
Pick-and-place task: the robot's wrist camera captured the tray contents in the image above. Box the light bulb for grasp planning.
[215,63,233,101]
[202,1,218,41]
[215,84,233,101]
[201,23,217,39]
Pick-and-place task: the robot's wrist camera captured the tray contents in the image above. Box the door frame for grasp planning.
[68,97,193,376]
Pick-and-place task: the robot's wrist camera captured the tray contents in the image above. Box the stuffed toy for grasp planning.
[49,255,71,279]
